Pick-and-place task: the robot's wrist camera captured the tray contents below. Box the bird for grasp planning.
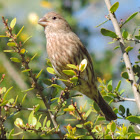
[38,12,117,121]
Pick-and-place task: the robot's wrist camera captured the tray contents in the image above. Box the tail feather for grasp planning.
[95,91,117,121]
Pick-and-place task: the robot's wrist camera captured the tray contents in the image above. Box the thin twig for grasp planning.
[117,96,136,102]
[5,104,48,113]
[104,0,140,111]
[2,16,63,139]
[71,100,96,139]
[126,38,140,44]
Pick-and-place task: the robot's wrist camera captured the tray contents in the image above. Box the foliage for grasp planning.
[0,0,140,139]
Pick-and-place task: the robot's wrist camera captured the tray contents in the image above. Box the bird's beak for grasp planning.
[38,17,47,27]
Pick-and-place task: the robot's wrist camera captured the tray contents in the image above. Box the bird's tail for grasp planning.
[95,91,117,121]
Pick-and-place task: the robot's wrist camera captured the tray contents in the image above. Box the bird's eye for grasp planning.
[52,16,57,20]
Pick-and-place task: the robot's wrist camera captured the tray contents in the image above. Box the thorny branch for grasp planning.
[104,0,140,111]
[2,16,63,139]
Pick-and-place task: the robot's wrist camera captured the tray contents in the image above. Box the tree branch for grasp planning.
[104,0,140,111]
[2,16,63,139]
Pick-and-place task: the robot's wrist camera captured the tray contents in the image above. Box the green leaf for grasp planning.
[116,80,121,91]
[121,72,129,79]
[107,85,112,92]
[8,98,14,104]
[114,46,120,50]
[126,116,140,124]
[67,64,77,69]
[46,58,52,67]
[36,122,42,130]
[36,69,43,79]
[65,119,77,121]
[108,80,112,85]
[122,30,128,39]
[22,88,34,92]
[125,46,133,53]
[62,70,76,76]
[128,133,140,139]
[123,12,138,25]
[111,122,116,132]
[13,95,18,106]
[84,121,91,126]
[49,84,64,90]
[122,125,127,135]
[105,135,112,139]
[119,105,125,115]
[10,18,16,28]
[1,87,6,94]
[0,100,8,106]
[119,89,125,95]
[7,42,16,47]
[23,36,32,45]
[12,131,23,136]
[128,126,135,133]
[135,35,140,40]
[103,95,114,103]
[70,77,78,83]
[43,116,47,127]
[64,105,75,112]
[46,120,51,128]
[3,50,14,53]
[30,53,38,61]
[21,93,27,104]
[0,35,8,38]
[113,108,118,114]
[126,108,131,116]
[85,108,92,118]
[101,28,117,38]
[28,111,37,126]
[107,80,112,91]
[96,116,106,121]
[21,69,31,73]
[110,2,119,13]
[8,128,14,139]
[17,26,24,37]
[3,86,13,100]
[14,118,23,128]
[76,124,83,128]
[10,57,21,63]
[31,117,37,126]
[34,104,40,112]
[79,59,88,72]
[93,101,100,112]
[108,41,116,44]
[133,65,140,77]
[46,67,55,74]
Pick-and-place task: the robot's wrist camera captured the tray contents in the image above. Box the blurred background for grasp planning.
[0,0,140,139]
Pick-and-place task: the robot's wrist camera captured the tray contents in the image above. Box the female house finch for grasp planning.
[38,12,117,121]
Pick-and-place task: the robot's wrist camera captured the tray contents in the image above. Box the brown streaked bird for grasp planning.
[38,12,117,121]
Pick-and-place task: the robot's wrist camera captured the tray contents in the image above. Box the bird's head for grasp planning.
[38,12,71,33]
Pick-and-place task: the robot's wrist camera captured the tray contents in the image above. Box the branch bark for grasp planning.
[104,0,140,111]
